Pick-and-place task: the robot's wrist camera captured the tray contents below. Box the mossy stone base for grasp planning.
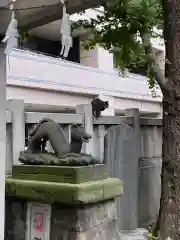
[12,164,108,184]
[6,177,123,205]
[6,164,123,205]
[6,165,123,240]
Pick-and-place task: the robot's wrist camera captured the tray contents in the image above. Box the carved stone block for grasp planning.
[12,164,108,184]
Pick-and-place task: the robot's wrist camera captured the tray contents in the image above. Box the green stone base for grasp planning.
[6,164,123,205]
[12,164,108,184]
[6,177,123,205]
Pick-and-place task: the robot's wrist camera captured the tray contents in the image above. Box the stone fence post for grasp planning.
[76,104,94,155]
[124,108,140,231]
[7,99,25,166]
[0,44,7,239]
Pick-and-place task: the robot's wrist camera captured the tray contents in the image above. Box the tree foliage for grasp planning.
[73,0,164,88]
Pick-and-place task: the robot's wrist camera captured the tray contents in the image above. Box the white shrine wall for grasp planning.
[6,49,162,117]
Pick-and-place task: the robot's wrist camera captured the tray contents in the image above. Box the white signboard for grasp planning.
[26,202,51,240]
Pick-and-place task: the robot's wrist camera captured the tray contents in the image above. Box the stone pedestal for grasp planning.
[5,164,123,240]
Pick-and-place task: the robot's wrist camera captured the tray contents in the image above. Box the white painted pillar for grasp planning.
[80,35,114,73]
[97,47,114,72]
[80,45,99,68]
[0,45,7,239]
[80,46,114,72]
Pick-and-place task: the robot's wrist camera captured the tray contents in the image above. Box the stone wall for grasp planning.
[51,199,119,240]
[5,197,119,240]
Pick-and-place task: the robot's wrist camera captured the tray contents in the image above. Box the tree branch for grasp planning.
[140,31,169,91]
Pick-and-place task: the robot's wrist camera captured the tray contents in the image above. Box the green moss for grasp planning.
[6,177,123,205]
[12,165,108,184]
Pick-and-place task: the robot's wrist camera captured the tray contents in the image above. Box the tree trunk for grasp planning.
[156,0,180,238]
[158,89,180,239]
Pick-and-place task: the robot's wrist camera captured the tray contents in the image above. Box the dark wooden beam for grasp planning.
[20,0,104,30]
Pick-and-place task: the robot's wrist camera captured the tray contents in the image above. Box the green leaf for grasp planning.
[73,0,163,84]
